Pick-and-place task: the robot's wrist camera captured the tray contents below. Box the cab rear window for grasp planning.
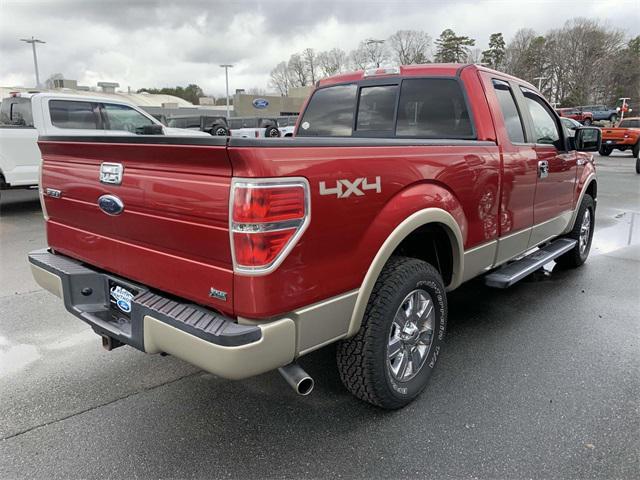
[0,98,34,127]
[298,78,474,139]
[297,84,357,136]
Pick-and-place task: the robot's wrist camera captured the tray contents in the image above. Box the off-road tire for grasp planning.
[265,126,280,137]
[212,125,229,136]
[557,194,595,268]
[336,256,447,409]
[599,146,612,156]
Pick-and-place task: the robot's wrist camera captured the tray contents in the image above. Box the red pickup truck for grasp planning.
[29,64,600,409]
[556,107,594,126]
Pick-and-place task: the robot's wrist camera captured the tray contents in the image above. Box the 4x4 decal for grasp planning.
[319,176,381,198]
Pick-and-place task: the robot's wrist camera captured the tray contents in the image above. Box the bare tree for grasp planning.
[387,30,431,64]
[302,48,318,84]
[288,53,309,86]
[317,48,348,77]
[350,39,389,69]
[269,61,292,95]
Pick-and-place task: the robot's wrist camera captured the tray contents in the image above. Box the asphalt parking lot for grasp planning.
[1,153,638,479]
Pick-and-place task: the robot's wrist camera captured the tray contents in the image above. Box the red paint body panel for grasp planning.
[229,144,500,317]
[37,65,593,321]
[40,141,235,314]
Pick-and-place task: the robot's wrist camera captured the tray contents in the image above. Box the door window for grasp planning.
[492,80,525,143]
[520,88,561,147]
[50,100,100,129]
[102,103,154,133]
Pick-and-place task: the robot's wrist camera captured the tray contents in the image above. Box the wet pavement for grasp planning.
[1,153,638,479]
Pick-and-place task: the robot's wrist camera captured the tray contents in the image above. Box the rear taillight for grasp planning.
[230,178,310,274]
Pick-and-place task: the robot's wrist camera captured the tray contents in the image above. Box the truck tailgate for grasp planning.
[38,136,235,315]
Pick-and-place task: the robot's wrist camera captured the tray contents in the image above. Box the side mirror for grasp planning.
[138,124,164,135]
[574,127,601,152]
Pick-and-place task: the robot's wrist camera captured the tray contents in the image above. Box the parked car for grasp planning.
[560,116,582,136]
[577,104,619,123]
[166,114,229,136]
[0,92,208,189]
[556,107,594,125]
[29,64,600,409]
[599,117,640,157]
[228,117,280,138]
[277,116,299,137]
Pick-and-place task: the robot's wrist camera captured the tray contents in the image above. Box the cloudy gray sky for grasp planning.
[1,0,638,97]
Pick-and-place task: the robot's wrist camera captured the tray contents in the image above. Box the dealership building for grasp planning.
[230,86,311,117]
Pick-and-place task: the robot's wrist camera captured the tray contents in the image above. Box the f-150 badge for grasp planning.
[319,176,381,198]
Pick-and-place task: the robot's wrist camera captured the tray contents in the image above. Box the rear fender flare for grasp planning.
[346,206,464,338]
[564,169,596,234]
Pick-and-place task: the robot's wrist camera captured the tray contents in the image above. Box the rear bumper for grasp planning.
[28,249,296,379]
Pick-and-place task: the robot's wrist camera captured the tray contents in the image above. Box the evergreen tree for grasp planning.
[481,33,506,69]
[434,29,475,63]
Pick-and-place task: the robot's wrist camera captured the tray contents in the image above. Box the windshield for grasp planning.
[619,119,640,128]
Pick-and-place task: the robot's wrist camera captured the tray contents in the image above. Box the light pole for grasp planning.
[365,39,385,67]
[219,64,233,119]
[20,36,46,87]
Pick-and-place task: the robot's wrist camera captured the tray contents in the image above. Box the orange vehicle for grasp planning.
[600,117,640,157]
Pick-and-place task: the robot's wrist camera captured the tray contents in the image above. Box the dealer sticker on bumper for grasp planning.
[109,283,136,314]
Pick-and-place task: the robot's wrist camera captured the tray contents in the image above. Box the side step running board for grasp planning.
[484,238,577,288]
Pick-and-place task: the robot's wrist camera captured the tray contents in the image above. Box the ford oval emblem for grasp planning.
[252,98,269,109]
[98,194,124,215]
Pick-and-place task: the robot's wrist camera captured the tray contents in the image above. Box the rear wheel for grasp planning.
[557,194,595,268]
[336,256,447,409]
[599,146,612,156]
[609,114,618,124]
[583,118,592,126]
[633,141,639,158]
[635,157,640,174]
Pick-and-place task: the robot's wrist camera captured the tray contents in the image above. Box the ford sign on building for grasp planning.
[232,87,311,116]
[252,98,269,109]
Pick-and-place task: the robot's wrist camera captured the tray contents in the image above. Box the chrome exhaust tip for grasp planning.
[278,363,314,396]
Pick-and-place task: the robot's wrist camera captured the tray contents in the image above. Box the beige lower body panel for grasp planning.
[528,211,573,247]
[143,316,296,380]
[461,241,497,283]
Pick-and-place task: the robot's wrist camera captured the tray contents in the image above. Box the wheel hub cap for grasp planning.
[579,209,591,254]
[387,289,436,382]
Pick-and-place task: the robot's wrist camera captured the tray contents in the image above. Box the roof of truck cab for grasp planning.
[317,63,537,92]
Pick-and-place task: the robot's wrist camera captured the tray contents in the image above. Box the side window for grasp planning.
[50,100,99,129]
[356,85,398,132]
[297,84,357,136]
[102,103,154,133]
[492,80,525,143]
[520,88,561,146]
[396,78,473,138]
[0,99,34,127]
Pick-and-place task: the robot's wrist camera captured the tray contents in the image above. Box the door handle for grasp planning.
[538,160,549,179]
